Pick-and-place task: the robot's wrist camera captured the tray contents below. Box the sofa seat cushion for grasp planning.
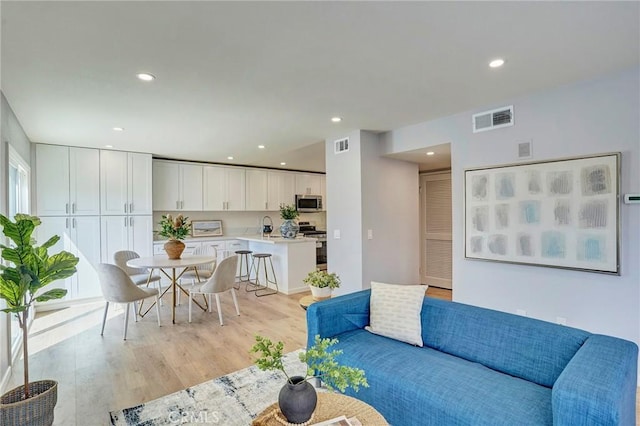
[332,329,553,426]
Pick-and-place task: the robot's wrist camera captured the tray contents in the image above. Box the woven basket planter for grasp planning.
[0,380,57,426]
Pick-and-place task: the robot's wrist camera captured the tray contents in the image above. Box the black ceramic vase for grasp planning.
[278,376,317,424]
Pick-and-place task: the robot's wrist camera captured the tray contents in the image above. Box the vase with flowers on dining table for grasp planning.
[158,214,191,259]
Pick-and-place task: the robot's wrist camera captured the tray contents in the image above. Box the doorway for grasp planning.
[419,171,452,289]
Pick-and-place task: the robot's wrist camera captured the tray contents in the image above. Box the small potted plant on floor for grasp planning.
[0,214,79,426]
[251,334,367,424]
[303,270,340,301]
[279,204,300,239]
[157,214,191,259]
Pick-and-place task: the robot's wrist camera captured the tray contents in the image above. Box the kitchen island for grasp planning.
[237,236,317,294]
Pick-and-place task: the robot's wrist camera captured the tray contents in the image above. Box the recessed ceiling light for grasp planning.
[227,156,234,160]
[489,59,505,68]
[136,72,155,81]
[331,117,342,123]
[105,145,113,148]
[280,162,287,166]
[112,127,124,132]
[258,145,265,149]
[426,151,435,156]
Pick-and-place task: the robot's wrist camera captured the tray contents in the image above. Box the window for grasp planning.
[6,144,31,363]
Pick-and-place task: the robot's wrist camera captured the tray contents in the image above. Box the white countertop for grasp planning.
[237,236,317,245]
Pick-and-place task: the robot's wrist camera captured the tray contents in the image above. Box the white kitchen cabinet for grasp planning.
[153,161,203,211]
[268,171,295,210]
[101,151,153,215]
[203,166,246,211]
[245,169,268,211]
[37,216,102,300]
[100,215,154,263]
[295,173,323,196]
[36,144,100,216]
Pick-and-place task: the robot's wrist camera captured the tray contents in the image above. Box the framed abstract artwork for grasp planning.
[464,152,620,274]
[191,220,223,237]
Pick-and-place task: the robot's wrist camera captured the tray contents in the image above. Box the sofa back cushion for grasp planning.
[421,298,590,388]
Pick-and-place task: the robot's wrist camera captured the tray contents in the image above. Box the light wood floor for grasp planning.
[6,286,639,425]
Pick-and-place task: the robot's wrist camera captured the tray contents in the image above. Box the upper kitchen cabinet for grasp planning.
[295,173,323,196]
[153,160,203,211]
[268,171,295,210]
[245,169,268,211]
[36,144,100,216]
[101,151,153,215]
[203,166,246,211]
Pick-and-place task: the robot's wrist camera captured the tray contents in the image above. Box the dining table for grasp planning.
[127,255,216,324]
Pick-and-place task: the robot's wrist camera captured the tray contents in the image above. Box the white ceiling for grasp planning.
[1,1,638,173]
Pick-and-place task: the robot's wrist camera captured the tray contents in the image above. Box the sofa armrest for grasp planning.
[306,290,371,349]
[552,334,638,426]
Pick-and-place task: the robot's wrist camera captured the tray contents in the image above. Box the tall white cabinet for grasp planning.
[36,145,100,216]
[37,216,102,300]
[101,215,154,262]
[100,150,153,215]
[100,150,154,263]
[34,144,154,303]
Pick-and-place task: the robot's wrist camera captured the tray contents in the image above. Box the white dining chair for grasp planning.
[188,255,239,325]
[177,245,217,304]
[114,250,164,306]
[96,263,162,340]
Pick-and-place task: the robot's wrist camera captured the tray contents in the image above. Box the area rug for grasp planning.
[109,350,307,425]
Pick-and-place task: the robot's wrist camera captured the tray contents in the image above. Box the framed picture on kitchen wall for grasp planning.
[191,220,223,237]
[464,152,620,275]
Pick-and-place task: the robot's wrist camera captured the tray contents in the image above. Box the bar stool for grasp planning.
[235,250,253,290]
[247,253,278,296]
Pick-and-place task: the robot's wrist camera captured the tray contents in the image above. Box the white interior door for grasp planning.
[420,172,452,289]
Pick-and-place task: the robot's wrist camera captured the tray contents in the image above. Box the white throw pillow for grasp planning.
[365,281,428,346]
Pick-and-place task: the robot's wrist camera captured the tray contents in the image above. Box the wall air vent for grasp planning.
[472,105,514,133]
[334,137,349,154]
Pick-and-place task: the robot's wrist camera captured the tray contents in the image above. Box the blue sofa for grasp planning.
[306,290,638,426]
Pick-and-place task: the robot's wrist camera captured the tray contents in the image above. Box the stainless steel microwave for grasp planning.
[295,194,323,212]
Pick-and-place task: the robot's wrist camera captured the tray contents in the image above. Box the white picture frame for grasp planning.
[464,152,620,274]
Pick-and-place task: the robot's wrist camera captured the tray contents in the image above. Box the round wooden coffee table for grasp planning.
[252,392,387,425]
[299,295,316,310]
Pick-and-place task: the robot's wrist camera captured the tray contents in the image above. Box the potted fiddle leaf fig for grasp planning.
[251,334,368,424]
[0,214,79,426]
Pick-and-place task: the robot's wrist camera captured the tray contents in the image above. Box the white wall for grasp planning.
[326,130,420,295]
[325,130,363,295]
[0,91,33,389]
[360,131,420,287]
[380,68,640,352]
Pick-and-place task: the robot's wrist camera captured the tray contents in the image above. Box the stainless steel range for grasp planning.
[298,221,327,270]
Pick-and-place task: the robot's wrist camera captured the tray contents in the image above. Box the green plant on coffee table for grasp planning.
[303,270,341,289]
[279,204,299,221]
[250,334,368,393]
[157,213,191,240]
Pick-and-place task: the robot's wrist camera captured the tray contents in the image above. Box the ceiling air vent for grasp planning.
[472,105,514,133]
[334,137,349,154]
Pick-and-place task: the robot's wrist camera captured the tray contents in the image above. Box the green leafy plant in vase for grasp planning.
[303,270,340,301]
[279,204,300,239]
[251,334,367,424]
[157,214,191,259]
[0,214,79,426]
